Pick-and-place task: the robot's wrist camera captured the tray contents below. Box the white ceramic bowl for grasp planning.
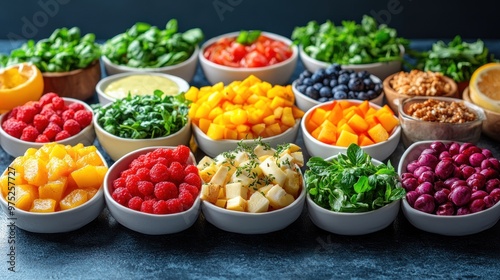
[292,77,384,112]
[301,100,401,161]
[101,46,199,83]
[201,171,306,234]
[192,120,300,158]
[0,98,96,158]
[103,146,201,235]
[199,31,298,85]
[299,46,404,80]
[93,109,191,162]
[306,156,401,235]
[0,150,107,233]
[96,72,190,106]
[397,140,500,236]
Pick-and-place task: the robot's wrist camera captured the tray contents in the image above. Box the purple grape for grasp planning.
[435,160,455,180]
[469,199,486,213]
[469,153,486,167]
[434,188,451,204]
[448,185,472,207]
[416,182,434,195]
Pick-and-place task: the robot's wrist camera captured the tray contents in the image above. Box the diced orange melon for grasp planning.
[375,113,400,133]
[23,157,48,186]
[317,120,337,144]
[336,130,359,147]
[347,114,369,133]
[368,123,390,143]
[70,165,103,189]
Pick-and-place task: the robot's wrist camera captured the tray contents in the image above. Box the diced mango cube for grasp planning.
[368,123,390,143]
[39,177,68,202]
[23,157,48,186]
[7,184,38,211]
[30,198,57,213]
[70,165,102,189]
[336,130,359,147]
[60,189,88,210]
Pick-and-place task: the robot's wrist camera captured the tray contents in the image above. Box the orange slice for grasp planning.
[469,62,500,113]
[0,63,44,113]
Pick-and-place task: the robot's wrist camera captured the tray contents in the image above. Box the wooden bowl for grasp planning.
[42,60,101,100]
[383,71,458,114]
[463,87,500,142]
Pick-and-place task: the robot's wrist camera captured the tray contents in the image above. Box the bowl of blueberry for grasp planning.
[292,64,384,112]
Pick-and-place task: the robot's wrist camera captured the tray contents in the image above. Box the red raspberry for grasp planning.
[178,190,194,210]
[68,102,85,112]
[40,105,56,118]
[128,196,143,211]
[8,107,19,119]
[151,148,173,160]
[120,169,135,179]
[35,134,50,143]
[129,159,145,170]
[125,174,141,196]
[2,118,27,138]
[33,114,49,133]
[137,154,148,162]
[149,163,169,183]
[183,172,202,190]
[74,110,93,128]
[137,181,154,196]
[112,187,132,206]
[184,164,199,175]
[168,161,185,183]
[43,122,62,140]
[143,195,156,202]
[154,157,170,167]
[112,177,127,191]
[166,198,183,214]
[154,181,178,200]
[179,183,200,197]
[39,92,59,106]
[135,167,150,181]
[52,96,65,110]
[20,125,39,142]
[55,130,71,141]
[49,114,63,127]
[63,119,81,136]
[61,109,75,122]
[172,145,191,164]
[16,105,38,123]
[153,200,169,214]
[140,200,155,213]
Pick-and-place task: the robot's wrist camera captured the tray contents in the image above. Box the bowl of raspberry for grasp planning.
[0,92,95,157]
[103,145,201,235]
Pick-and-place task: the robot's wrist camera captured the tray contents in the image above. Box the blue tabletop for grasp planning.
[1,39,500,280]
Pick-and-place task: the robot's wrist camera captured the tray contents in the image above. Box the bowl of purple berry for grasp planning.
[292,64,384,112]
[398,140,500,236]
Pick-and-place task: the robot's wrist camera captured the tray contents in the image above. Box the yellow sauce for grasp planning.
[104,75,179,99]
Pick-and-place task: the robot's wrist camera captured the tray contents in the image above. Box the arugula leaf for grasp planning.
[236,30,262,45]
[305,144,405,213]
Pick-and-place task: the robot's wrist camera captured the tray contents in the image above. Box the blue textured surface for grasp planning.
[1,40,500,279]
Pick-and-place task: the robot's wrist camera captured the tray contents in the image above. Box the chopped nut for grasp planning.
[405,98,477,123]
[389,70,453,96]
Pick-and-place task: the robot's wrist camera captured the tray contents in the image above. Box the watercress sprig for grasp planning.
[305,143,405,213]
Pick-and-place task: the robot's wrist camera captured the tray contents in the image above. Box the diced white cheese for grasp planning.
[254,144,276,158]
[200,183,220,204]
[225,182,247,200]
[259,157,287,186]
[247,192,270,213]
[265,185,287,209]
[226,196,246,212]
[210,166,230,186]
[283,169,301,198]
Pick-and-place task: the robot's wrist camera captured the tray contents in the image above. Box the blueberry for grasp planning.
[357,91,369,100]
[350,72,358,78]
[358,70,370,78]
[333,84,348,93]
[329,79,338,88]
[322,78,331,86]
[318,97,329,102]
[374,83,382,93]
[313,82,323,91]
[297,84,307,93]
[348,91,357,99]
[300,70,312,78]
[302,77,313,86]
[348,78,364,91]
[338,74,350,85]
[363,78,374,90]
[326,64,341,74]
[316,68,326,77]
[333,90,347,99]
[319,86,332,98]
[305,87,319,99]
[311,73,322,83]
[366,90,377,99]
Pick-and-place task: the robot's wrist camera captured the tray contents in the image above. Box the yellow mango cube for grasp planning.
[336,130,359,147]
[23,157,48,186]
[39,177,68,202]
[60,189,88,210]
[76,151,104,169]
[30,198,57,213]
[7,184,38,211]
[70,165,102,189]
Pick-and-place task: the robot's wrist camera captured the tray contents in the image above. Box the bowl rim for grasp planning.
[0,97,95,146]
[398,95,486,124]
[299,44,405,68]
[103,145,200,217]
[41,59,100,77]
[201,166,306,216]
[93,103,191,143]
[95,71,190,102]
[300,99,401,150]
[198,31,298,72]
[292,75,383,105]
[398,140,500,219]
[192,118,300,144]
[0,148,108,215]
[101,45,199,71]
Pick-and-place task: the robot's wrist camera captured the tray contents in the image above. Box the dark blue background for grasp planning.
[0,0,498,43]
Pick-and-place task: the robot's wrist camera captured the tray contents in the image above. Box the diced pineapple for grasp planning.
[60,189,88,210]
[200,183,220,204]
[265,185,287,209]
[39,177,68,201]
[46,156,71,181]
[23,157,48,186]
[215,199,227,208]
[7,184,38,211]
[225,182,248,199]
[209,166,230,186]
[247,191,270,213]
[70,165,102,189]
[258,184,274,195]
[283,169,301,198]
[30,198,57,213]
[291,152,304,167]
[226,196,246,212]
[253,144,275,158]
[259,157,287,186]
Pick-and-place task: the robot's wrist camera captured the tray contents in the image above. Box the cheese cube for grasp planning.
[226,196,246,212]
[247,191,270,213]
[201,183,220,204]
[215,199,227,208]
[283,169,301,198]
[259,157,287,187]
[265,185,287,209]
[225,182,247,199]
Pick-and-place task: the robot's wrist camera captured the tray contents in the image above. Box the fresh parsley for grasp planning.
[236,30,261,45]
[305,144,405,213]
[93,90,190,139]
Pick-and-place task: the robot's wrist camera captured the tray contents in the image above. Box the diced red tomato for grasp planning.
[203,34,293,68]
